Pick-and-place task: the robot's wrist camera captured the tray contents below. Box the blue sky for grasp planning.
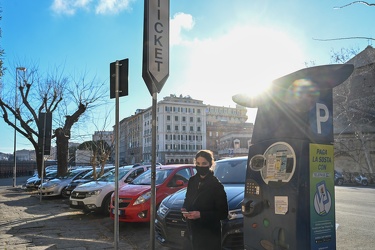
[1,0,373,153]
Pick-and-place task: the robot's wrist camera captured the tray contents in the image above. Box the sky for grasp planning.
[0,0,373,153]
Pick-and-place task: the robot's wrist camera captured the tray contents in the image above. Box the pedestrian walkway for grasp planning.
[0,184,168,250]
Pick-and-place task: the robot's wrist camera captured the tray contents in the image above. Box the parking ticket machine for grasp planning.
[233,64,354,250]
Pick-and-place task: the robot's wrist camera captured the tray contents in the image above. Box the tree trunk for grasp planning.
[55,128,70,176]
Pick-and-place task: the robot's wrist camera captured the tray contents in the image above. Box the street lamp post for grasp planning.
[13,67,26,187]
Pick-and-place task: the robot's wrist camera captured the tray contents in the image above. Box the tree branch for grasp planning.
[334,1,375,9]
[313,37,375,42]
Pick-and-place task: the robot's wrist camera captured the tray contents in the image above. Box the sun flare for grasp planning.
[179,25,306,107]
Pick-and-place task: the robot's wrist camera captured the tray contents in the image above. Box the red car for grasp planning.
[110,164,195,222]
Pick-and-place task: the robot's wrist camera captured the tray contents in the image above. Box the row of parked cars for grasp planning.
[23,157,248,250]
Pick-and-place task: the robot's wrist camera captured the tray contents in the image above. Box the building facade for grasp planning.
[117,94,253,164]
[333,45,375,175]
[205,104,251,157]
[143,94,207,164]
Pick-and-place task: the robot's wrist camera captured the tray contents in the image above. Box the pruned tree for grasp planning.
[0,65,106,177]
[77,139,114,179]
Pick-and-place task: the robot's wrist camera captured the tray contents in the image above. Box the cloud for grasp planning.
[51,0,133,15]
[170,12,195,46]
[96,0,134,14]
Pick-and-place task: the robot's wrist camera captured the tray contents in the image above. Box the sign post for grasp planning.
[110,59,128,250]
[142,0,169,249]
[38,111,52,203]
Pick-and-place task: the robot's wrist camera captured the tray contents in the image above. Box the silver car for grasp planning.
[39,168,91,197]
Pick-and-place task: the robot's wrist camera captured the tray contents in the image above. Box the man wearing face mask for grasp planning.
[182,150,228,250]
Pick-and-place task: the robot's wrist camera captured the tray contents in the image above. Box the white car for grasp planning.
[69,165,149,215]
[38,168,91,197]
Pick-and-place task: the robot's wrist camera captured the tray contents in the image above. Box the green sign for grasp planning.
[309,143,335,250]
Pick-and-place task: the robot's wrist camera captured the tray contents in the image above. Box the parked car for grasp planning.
[24,170,58,189]
[334,170,344,186]
[155,157,247,250]
[64,166,115,197]
[109,164,195,223]
[38,168,92,197]
[69,165,149,215]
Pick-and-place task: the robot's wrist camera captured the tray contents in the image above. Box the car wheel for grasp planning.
[102,194,112,216]
[61,187,69,198]
[336,178,344,186]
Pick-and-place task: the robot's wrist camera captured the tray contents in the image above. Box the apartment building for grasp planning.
[205,104,251,157]
[143,94,207,164]
[118,94,253,164]
[119,109,145,165]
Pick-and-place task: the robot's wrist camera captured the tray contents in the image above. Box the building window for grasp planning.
[167,125,171,131]
[167,115,171,121]
[175,116,178,121]
[190,117,193,122]
[190,126,194,132]
[175,125,179,131]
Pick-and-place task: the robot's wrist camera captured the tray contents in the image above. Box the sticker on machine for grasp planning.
[275,196,288,215]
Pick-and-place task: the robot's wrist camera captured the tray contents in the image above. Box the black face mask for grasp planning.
[195,166,210,176]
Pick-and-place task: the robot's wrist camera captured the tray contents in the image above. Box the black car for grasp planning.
[155,156,247,250]
[334,170,344,186]
[63,166,115,197]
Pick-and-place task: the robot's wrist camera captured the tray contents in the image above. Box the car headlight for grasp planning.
[45,183,58,188]
[133,191,152,205]
[228,208,243,220]
[157,202,169,218]
[86,189,102,197]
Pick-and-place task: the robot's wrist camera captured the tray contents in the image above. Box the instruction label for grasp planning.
[309,144,335,250]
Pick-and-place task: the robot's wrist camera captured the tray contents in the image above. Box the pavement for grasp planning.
[0,176,169,250]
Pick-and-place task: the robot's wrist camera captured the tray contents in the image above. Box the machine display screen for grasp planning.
[261,142,296,184]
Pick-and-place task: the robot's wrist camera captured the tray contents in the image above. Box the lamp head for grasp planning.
[16,67,26,71]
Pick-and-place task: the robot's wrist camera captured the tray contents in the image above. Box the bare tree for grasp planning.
[77,139,114,180]
[0,65,107,177]
[333,49,375,173]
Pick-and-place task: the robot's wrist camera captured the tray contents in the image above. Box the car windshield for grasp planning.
[131,169,174,185]
[97,168,131,182]
[58,170,79,179]
[214,158,247,184]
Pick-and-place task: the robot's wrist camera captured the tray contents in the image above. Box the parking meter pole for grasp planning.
[114,60,120,250]
[150,90,157,250]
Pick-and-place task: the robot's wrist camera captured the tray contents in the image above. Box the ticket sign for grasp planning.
[142,0,170,95]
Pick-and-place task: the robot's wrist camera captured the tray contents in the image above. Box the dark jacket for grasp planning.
[183,171,228,250]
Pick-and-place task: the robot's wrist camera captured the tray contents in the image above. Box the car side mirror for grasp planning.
[175,180,184,187]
